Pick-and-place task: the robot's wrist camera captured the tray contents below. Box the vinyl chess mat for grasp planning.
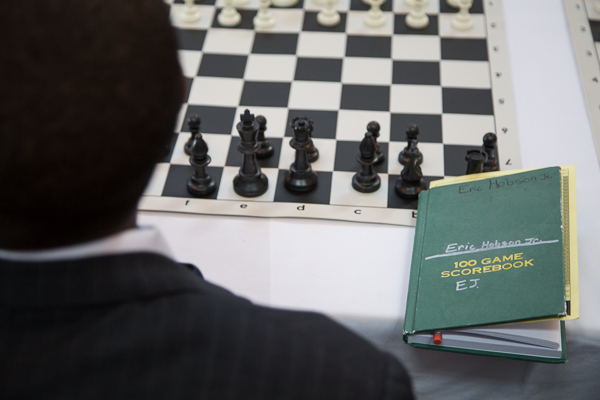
[140,0,522,226]
[564,0,600,166]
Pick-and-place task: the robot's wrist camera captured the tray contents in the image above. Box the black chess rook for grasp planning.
[184,114,201,156]
[482,132,500,172]
[352,132,381,193]
[233,109,269,198]
[187,133,217,197]
[303,117,319,163]
[395,147,427,200]
[284,117,318,192]
[367,121,385,165]
[255,115,274,159]
[465,149,488,175]
[399,124,423,165]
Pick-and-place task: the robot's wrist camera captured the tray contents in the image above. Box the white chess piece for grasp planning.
[595,0,600,13]
[254,0,276,28]
[317,0,340,27]
[181,0,202,23]
[365,0,386,27]
[446,0,460,7]
[315,0,327,5]
[405,0,429,29]
[272,0,299,7]
[452,0,474,30]
[218,0,242,27]
[233,0,250,6]
[404,0,429,7]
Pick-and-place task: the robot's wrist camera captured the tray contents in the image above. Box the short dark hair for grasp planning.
[0,0,182,245]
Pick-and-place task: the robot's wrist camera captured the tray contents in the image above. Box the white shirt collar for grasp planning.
[0,226,173,262]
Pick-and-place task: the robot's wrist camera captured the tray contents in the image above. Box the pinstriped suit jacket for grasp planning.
[0,253,414,400]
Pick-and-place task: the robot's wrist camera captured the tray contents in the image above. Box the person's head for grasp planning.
[0,0,183,249]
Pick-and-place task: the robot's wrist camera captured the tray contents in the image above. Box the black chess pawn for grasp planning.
[465,149,488,175]
[367,121,385,165]
[352,132,381,193]
[399,124,423,166]
[482,132,499,172]
[187,133,216,197]
[256,115,274,159]
[233,109,269,198]
[291,116,319,163]
[395,147,427,200]
[284,117,318,192]
[184,114,201,156]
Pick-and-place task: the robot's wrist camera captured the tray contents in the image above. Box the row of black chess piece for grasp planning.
[184,109,325,198]
[396,124,501,199]
[181,109,500,200]
[182,109,424,200]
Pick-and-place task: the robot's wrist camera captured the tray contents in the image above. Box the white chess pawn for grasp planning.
[365,0,386,27]
[254,0,276,28]
[406,0,429,29]
[218,0,242,27]
[452,0,474,30]
[404,0,429,6]
[446,0,460,7]
[317,0,340,27]
[181,0,202,23]
[272,0,299,7]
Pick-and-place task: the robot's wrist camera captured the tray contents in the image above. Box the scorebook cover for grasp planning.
[404,167,571,335]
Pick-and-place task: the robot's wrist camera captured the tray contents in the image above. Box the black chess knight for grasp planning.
[284,117,318,192]
[233,110,269,197]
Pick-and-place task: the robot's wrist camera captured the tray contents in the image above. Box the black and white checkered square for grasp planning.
[144,0,513,225]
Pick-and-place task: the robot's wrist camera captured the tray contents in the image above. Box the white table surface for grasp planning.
[139,0,600,398]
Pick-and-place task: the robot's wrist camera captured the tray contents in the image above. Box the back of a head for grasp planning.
[0,0,183,248]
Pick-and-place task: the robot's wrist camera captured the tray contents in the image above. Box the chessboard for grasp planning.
[140,0,522,227]
[564,0,600,165]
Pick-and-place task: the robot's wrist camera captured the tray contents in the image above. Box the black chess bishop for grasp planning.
[187,132,216,197]
[184,114,201,156]
[352,132,381,193]
[284,117,318,192]
[399,124,423,165]
[233,109,269,198]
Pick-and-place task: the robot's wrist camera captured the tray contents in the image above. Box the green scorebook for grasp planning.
[403,167,576,362]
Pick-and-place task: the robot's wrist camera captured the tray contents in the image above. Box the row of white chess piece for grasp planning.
[180,0,276,27]
[180,0,474,30]
[180,0,385,28]
[406,0,474,30]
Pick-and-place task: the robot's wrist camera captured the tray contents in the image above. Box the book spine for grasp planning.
[403,190,431,337]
